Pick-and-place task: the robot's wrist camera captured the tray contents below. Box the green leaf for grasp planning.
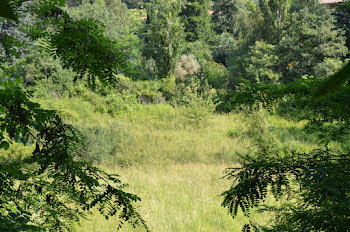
[1,141,10,150]
[0,0,19,21]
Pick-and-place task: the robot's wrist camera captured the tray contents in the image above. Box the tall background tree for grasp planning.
[180,0,214,43]
[67,0,129,41]
[180,0,215,64]
[142,0,185,78]
[225,0,347,84]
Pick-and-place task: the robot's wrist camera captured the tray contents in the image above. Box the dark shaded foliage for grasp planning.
[222,149,350,232]
[26,0,131,90]
[333,1,350,58]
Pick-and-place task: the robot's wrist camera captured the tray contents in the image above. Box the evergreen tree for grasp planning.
[243,41,280,83]
[180,0,214,43]
[333,1,350,58]
[258,0,292,43]
[278,7,348,81]
[212,0,250,36]
[142,0,185,78]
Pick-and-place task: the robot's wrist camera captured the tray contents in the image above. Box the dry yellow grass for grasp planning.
[75,164,249,232]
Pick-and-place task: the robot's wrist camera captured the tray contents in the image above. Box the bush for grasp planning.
[81,91,139,116]
[202,61,229,89]
[175,54,200,82]
[9,47,79,98]
[178,97,215,129]
[314,57,345,78]
[243,41,280,83]
[134,80,166,104]
[77,122,132,165]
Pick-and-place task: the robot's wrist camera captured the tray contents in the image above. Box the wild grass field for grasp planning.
[30,96,326,232]
[5,93,344,231]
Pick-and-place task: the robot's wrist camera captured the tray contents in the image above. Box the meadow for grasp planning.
[33,96,322,232]
[3,91,346,231]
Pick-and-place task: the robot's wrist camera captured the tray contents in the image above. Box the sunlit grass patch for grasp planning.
[75,164,249,232]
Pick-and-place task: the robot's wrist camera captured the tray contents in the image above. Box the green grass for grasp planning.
[75,164,275,232]
[37,97,253,165]
[35,97,333,231]
[75,164,238,232]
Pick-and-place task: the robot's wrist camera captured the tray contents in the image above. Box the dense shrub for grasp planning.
[179,97,215,129]
[202,61,229,89]
[78,122,132,164]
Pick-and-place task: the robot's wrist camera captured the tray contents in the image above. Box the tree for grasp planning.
[211,0,258,67]
[212,0,249,36]
[278,7,348,81]
[122,0,144,9]
[333,1,350,58]
[226,0,348,84]
[243,41,280,83]
[180,0,214,43]
[179,0,214,65]
[0,0,147,230]
[67,0,129,41]
[202,60,229,88]
[66,0,83,7]
[174,54,200,82]
[257,0,292,43]
[142,0,184,78]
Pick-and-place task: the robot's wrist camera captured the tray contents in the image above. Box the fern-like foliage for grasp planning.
[27,0,131,90]
[0,0,148,231]
[313,63,350,98]
[220,66,350,231]
[222,149,350,231]
[0,77,148,231]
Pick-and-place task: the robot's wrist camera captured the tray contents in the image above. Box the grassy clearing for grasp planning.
[75,164,273,232]
[37,97,253,165]
[35,97,325,231]
[37,96,320,165]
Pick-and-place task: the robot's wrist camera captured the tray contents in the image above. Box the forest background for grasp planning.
[1,0,350,231]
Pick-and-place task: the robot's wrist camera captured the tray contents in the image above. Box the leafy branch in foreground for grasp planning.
[0,0,148,231]
[222,149,350,232]
[0,77,148,231]
[313,62,350,98]
[27,0,131,90]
